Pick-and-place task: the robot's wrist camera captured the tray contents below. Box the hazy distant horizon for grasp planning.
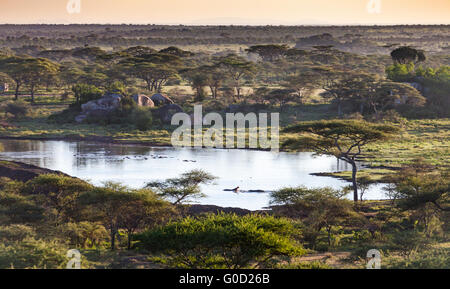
[1,0,449,26]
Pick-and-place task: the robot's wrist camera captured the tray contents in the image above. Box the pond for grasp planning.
[0,139,386,210]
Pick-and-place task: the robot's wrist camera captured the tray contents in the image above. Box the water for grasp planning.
[0,139,386,210]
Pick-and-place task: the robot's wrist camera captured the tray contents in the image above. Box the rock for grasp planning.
[156,104,184,124]
[76,93,123,123]
[151,93,174,106]
[132,94,155,107]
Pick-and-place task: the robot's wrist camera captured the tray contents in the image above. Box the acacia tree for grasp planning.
[283,120,400,202]
[391,46,426,65]
[266,88,297,110]
[270,186,360,248]
[218,54,256,99]
[78,182,170,250]
[22,58,60,102]
[120,53,181,92]
[365,81,426,120]
[283,72,321,104]
[134,213,305,269]
[146,170,216,205]
[312,66,346,116]
[0,57,28,100]
[198,64,226,99]
[246,44,289,62]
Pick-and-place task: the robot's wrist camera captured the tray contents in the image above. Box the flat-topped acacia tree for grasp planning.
[283,120,400,202]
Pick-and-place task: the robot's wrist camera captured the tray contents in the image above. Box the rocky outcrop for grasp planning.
[151,93,174,106]
[132,94,155,107]
[156,104,184,124]
[75,93,122,123]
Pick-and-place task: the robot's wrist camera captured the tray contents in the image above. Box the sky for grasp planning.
[0,0,449,25]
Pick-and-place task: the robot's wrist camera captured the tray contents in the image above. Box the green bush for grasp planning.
[127,107,153,131]
[0,225,36,242]
[1,101,31,119]
[0,238,68,269]
[134,213,305,269]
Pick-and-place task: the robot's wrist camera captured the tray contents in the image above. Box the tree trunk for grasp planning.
[30,85,35,103]
[127,231,132,250]
[110,230,116,251]
[350,160,358,202]
[14,84,20,100]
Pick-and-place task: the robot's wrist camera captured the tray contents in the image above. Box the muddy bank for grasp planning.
[0,160,72,182]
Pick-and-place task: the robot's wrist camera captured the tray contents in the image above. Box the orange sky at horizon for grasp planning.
[0,0,449,25]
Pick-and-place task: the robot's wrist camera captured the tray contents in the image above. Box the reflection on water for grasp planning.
[0,139,385,210]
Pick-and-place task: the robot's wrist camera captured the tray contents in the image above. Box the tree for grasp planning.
[218,54,256,99]
[21,58,60,102]
[71,83,103,104]
[119,52,181,92]
[266,88,297,110]
[283,120,400,202]
[117,189,171,249]
[391,46,426,65]
[246,44,289,62]
[283,72,321,104]
[195,64,226,99]
[134,213,305,269]
[146,170,217,205]
[312,66,345,116]
[271,186,359,248]
[366,81,425,120]
[24,174,93,223]
[391,161,449,213]
[0,56,29,100]
[78,182,169,250]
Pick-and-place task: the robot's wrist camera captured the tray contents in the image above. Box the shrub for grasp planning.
[134,213,305,269]
[2,101,31,119]
[0,238,68,269]
[61,222,108,249]
[72,84,103,104]
[0,225,36,242]
[24,174,93,222]
[127,107,153,131]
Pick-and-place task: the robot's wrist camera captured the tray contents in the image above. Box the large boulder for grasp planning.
[157,104,184,124]
[132,94,155,107]
[151,93,174,106]
[76,93,122,123]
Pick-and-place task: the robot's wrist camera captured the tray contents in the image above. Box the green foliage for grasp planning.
[78,182,170,250]
[0,191,45,224]
[1,101,31,119]
[61,222,108,249]
[127,107,153,131]
[386,63,415,82]
[146,169,217,205]
[71,83,103,104]
[134,213,305,269]
[0,225,36,242]
[390,46,426,65]
[271,186,361,249]
[24,174,93,222]
[0,238,68,269]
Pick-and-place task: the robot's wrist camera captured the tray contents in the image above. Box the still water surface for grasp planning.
[0,140,386,210]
